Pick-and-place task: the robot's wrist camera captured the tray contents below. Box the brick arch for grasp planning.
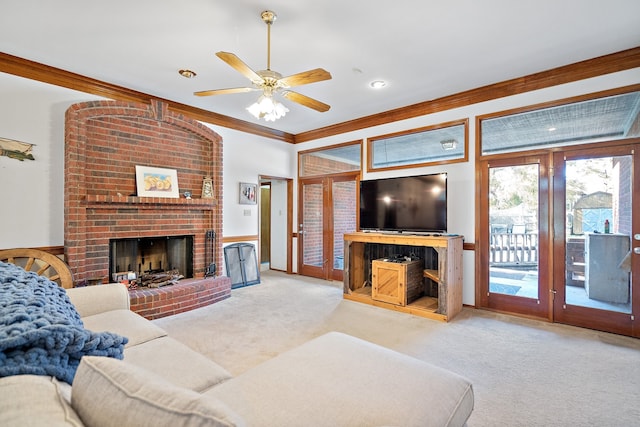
[64,99,225,291]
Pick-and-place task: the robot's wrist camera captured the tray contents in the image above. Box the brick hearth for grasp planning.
[64,99,231,316]
[129,277,229,320]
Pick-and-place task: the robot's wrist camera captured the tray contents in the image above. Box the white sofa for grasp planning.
[0,283,474,427]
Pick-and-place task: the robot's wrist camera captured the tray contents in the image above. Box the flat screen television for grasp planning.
[359,173,447,233]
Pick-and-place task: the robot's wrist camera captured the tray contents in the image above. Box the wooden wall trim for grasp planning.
[0,245,65,256]
[0,52,295,143]
[4,243,467,257]
[222,235,260,243]
[2,47,638,145]
[168,103,294,143]
[294,47,640,143]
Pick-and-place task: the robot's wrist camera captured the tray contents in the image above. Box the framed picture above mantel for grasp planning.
[135,165,179,198]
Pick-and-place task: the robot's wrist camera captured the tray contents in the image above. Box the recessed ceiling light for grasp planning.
[369,80,387,89]
[179,69,197,78]
[548,127,557,132]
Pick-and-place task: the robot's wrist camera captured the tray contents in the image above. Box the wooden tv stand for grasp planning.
[343,232,463,322]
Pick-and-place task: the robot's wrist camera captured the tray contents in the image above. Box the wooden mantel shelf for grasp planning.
[84,194,217,209]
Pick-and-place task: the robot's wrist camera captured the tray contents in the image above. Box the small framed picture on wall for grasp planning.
[239,182,257,205]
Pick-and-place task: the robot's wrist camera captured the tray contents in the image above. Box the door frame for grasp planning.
[259,175,293,274]
[259,182,271,267]
[298,177,326,279]
[476,139,640,336]
[476,154,552,320]
[551,143,640,337]
[298,172,359,281]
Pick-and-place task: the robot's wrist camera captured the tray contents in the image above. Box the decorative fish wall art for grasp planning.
[0,137,35,161]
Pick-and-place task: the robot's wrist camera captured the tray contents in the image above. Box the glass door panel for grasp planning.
[489,164,540,299]
[299,180,325,278]
[331,179,357,281]
[478,156,549,319]
[564,156,632,314]
[554,146,637,337]
[299,174,359,280]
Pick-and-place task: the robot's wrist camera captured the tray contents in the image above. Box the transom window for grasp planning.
[480,89,640,155]
[367,119,468,172]
[298,141,361,178]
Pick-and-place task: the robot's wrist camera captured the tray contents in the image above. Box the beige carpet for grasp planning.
[154,270,640,426]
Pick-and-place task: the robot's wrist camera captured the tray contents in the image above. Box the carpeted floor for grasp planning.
[154,270,640,426]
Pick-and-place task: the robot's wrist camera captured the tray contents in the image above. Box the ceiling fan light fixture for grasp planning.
[195,10,331,118]
[247,94,289,122]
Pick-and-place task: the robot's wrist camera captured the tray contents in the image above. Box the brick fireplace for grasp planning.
[64,99,231,318]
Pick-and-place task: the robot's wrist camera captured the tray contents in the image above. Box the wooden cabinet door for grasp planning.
[371,260,405,305]
[372,259,423,306]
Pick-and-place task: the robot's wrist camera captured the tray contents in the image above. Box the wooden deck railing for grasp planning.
[490,232,538,265]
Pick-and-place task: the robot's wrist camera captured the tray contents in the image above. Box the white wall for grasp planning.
[294,68,640,305]
[1,67,638,305]
[208,126,294,239]
[0,72,104,248]
[206,125,294,275]
[0,72,296,255]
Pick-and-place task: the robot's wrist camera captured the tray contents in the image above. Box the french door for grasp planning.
[298,174,358,281]
[477,155,551,319]
[552,144,639,337]
[479,144,640,336]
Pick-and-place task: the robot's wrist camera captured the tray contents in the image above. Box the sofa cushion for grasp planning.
[66,283,130,317]
[206,331,474,427]
[72,356,245,427]
[124,336,232,392]
[81,309,167,348]
[0,374,83,426]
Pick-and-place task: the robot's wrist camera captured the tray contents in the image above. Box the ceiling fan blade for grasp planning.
[194,87,256,97]
[279,68,332,88]
[282,90,330,112]
[216,51,264,84]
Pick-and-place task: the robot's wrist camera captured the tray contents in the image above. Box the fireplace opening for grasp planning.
[109,235,194,283]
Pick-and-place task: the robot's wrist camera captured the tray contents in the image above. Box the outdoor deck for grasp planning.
[490,232,538,266]
[489,234,630,313]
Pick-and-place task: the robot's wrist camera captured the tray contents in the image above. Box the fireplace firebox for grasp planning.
[109,235,194,281]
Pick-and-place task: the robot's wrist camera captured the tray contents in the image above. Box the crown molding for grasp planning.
[2,47,639,145]
[293,46,640,143]
[0,52,295,143]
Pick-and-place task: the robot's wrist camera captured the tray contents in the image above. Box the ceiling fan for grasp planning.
[195,10,332,121]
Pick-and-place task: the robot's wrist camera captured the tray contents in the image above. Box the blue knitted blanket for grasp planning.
[0,261,128,384]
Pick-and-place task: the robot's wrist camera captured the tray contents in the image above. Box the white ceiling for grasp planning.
[1,0,639,135]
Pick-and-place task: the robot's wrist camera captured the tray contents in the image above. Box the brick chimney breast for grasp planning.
[64,100,224,286]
